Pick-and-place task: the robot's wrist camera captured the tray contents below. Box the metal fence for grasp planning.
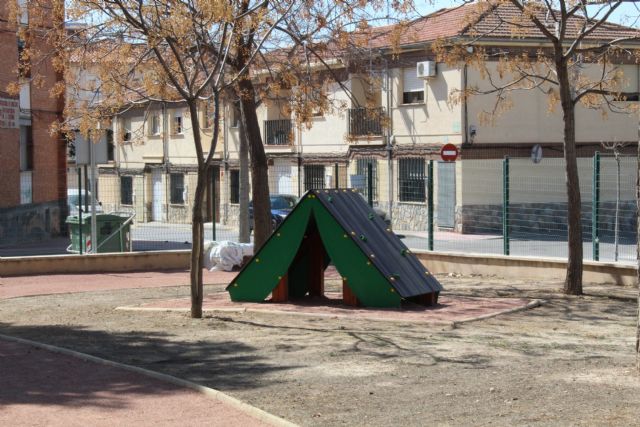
[1,152,637,265]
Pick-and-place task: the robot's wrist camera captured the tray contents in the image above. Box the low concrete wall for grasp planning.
[415,251,637,287]
[1,251,191,277]
[2,249,636,286]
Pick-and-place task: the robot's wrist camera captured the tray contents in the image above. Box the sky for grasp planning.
[415,0,640,27]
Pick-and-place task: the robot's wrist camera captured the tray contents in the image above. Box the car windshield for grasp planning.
[270,196,296,210]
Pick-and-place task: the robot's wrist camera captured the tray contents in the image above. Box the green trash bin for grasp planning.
[66,213,132,253]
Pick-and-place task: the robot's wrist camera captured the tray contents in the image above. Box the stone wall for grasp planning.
[458,201,637,238]
[377,202,428,232]
[0,200,64,246]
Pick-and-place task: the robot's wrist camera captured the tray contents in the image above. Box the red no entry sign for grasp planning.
[440,143,458,162]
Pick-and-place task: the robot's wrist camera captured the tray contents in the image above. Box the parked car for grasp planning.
[67,188,103,215]
[249,194,298,232]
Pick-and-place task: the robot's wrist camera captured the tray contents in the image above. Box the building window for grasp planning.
[120,176,133,205]
[172,111,183,135]
[149,113,160,135]
[122,117,132,142]
[202,100,214,129]
[17,37,30,78]
[398,158,425,202]
[19,125,33,171]
[170,173,185,204]
[356,158,378,201]
[402,68,424,104]
[106,129,115,161]
[304,165,325,191]
[230,101,240,128]
[229,169,240,204]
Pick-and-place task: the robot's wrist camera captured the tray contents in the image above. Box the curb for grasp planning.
[0,333,297,427]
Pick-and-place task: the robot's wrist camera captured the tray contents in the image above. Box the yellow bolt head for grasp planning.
[343,234,348,238]
[277,233,281,237]
[366,261,371,266]
[390,288,395,292]
[234,283,238,287]
[351,231,356,235]
[255,258,260,263]
[278,276,282,280]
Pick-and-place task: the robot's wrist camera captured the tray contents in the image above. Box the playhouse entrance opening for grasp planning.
[271,214,358,305]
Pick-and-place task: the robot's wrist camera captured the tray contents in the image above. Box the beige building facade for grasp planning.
[91,4,639,236]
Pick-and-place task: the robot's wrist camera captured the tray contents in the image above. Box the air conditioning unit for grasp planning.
[416,61,436,79]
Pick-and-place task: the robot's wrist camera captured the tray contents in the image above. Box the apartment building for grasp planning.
[91,3,638,235]
[228,3,639,233]
[0,2,66,245]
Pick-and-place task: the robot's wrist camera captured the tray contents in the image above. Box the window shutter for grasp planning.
[403,68,423,93]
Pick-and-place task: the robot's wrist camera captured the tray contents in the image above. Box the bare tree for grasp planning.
[19,0,297,318]
[436,0,640,295]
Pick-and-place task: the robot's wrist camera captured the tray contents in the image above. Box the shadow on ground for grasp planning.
[0,322,296,409]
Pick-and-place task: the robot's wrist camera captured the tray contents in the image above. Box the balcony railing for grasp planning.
[264,119,292,145]
[348,107,384,137]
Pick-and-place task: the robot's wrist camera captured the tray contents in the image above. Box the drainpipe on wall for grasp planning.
[385,57,395,223]
[462,63,468,147]
[162,102,169,222]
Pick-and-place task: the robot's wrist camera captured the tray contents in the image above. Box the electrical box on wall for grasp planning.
[416,61,436,79]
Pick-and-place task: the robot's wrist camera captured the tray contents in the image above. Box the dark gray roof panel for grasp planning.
[312,189,443,298]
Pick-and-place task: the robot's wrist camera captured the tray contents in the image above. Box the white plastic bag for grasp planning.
[203,240,254,271]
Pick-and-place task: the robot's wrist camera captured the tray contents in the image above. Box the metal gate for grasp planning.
[437,162,456,228]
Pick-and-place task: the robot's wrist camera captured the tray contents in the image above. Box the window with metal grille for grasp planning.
[149,114,160,135]
[120,176,133,205]
[304,165,325,191]
[170,173,185,204]
[171,112,183,135]
[229,170,240,204]
[106,130,114,161]
[356,158,378,201]
[402,68,424,104]
[398,158,425,202]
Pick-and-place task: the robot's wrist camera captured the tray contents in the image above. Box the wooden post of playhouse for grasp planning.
[272,273,289,302]
[308,231,325,297]
[342,278,359,307]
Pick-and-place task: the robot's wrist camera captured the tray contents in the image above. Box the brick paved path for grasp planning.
[0,338,272,427]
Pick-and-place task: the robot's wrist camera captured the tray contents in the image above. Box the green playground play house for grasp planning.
[226,189,443,308]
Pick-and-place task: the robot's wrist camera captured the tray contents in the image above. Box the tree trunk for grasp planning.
[557,60,583,295]
[238,116,250,243]
[238,77,271,248]
[186,100,210,319]
[190,165,207,318]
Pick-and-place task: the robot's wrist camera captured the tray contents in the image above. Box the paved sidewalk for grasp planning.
[0,338,273,427]
[0,270,236,299]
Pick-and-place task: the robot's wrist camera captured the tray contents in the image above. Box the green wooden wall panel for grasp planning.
[227,197,313,302]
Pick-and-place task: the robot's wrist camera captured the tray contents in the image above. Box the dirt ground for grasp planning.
[0,273,638,426]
